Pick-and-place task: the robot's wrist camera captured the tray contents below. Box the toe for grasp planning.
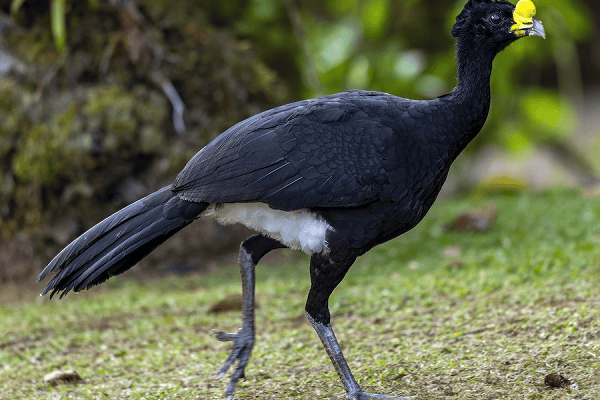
[352,391,410,400]
[217,348,240,378]
[212,330,238,342]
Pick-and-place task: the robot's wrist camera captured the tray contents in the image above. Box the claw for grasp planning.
[352,392,411,400]
[225,368,245,399]
[210,329,238,342]
[217,332,238,342]
[212,326,255,399]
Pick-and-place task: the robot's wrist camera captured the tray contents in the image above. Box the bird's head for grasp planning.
[452,0,545,50]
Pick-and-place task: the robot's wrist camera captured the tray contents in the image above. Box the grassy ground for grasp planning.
[1,190,599,399]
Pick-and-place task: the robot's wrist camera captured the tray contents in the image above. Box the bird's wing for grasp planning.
[173,91,407,211]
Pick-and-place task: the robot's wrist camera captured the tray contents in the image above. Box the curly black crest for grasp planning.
[452,0,515,38]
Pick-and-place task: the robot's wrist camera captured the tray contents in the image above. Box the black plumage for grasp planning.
[38,1,545,399]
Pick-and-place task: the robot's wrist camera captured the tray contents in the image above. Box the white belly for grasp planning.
[202,202,331,255]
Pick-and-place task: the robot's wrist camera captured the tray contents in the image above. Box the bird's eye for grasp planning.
[490,14,501,24]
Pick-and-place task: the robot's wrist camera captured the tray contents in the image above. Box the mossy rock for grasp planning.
[0,0,292,281]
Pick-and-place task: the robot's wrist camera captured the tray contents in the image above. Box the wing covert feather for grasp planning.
[173,91,408,211]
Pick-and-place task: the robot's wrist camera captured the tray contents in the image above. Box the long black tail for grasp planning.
[37,186,208,299]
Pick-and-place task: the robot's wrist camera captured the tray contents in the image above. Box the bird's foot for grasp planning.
[212,326,254,400]
[349,391,410,400]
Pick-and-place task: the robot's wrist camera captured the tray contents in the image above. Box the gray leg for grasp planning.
[213,234,285,400]
[306,254,409,400]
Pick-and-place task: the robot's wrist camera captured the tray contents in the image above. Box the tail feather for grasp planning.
[38,186,207,299]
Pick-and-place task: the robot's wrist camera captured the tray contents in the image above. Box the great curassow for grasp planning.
[38,0,546,398]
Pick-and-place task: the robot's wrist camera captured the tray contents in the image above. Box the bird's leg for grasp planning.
[213,245,255,397]
[213,234,285,400]
[306,254,409,400]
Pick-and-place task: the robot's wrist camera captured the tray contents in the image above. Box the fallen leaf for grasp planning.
[207,294,259,314]
[445,259,465,269]
[446,203,498,232]
[544,372,570,388]
[392,372,407,381]
[43,370,82,386]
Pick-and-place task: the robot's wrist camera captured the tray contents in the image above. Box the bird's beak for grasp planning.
[527,18,546,39]
[511,0,545,39]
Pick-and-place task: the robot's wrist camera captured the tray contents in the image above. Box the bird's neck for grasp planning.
[453,40,495,103]
[443,41,497,158]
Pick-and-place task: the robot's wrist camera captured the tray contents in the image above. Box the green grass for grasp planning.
[1,190,599,399]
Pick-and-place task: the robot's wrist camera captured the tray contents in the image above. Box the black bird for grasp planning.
[38,0,545,398]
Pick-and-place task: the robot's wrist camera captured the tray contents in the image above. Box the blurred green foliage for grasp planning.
[8,0,594,152]
[203,0,593,154]
[0,0,595,242]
